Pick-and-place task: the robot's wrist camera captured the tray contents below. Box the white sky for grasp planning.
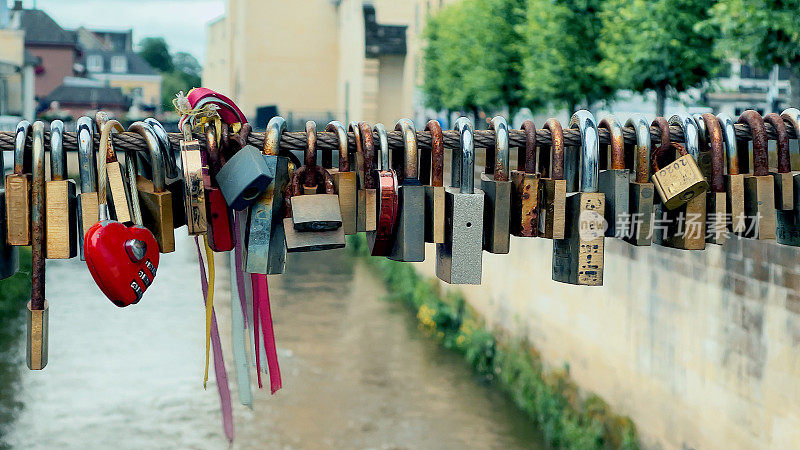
[16,0,225,62]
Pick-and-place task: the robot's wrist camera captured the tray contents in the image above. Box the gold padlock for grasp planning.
[179,122,208,235]
[539,118,567,239]
[716,114,747,234]
[96,112,131,223]
[422,120,446,243]
[6,120,32,246]
[349,122,367,232]
[359,121,378,232]
[324,121,357,235]
[27,121,48,370]
[698,113,728,245]
[651,141,708,211]
[738,110,776,240]
[45,120,78,259]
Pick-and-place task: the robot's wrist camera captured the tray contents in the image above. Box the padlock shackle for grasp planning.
[452,117,475,194]
[13,120,31,176]
[324,121,350,172]
[716,114,740,176]
[205,123,224,180]
[49,120,66,181]
[542,118,565,180]
[76,116,96,193]
[359,122,377,189]
[487,116,509,182]
[668,114,700,160]
[781,108,800,170]
[129,121,167,192]
[304,121,318,170]
[652,142,690,172]
[700,113,725,193]
[624,114,651,184]
[598,115,624,170]
[651,117,678,173]
[692,114,708,153]
[95,111,121,164]
[144,118,179,180]
[290,165,335,198]
[30,121,46,309]
[422,120,444,187]
[373,123,390,171]
[180,121,193,142]
[568,110,599,193]
[736,110,768,176]
[520,120,537,174]
[764,113,791,174]
[264,116,287,157]
[395,118,420,184]
[97,119,125,212]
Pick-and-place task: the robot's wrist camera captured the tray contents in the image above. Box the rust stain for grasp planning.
[764,113,791,174]
[425,120,444,187]
[359,122,376,190]
[544,119,564,180]
[737,110,768,176]
[521,120,537,174]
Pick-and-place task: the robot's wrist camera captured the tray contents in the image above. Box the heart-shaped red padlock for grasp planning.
[84,220,160,307]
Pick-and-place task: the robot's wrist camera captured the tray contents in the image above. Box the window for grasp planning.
[111,55,127,73]
[86,54,103,73]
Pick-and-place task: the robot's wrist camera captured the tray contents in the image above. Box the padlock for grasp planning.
[6,120,32,245]
[204,124,234,251]
[180,122,208,235]
[129,121,175,253]
[717,113,747,233]
[27,121,47,370]
[692,113,714,181]
[480,116,512,254]
[510,120,540,237]
[538,118,567,239]
[245,117,291,274]
[622,114,654,246]
[350,121,368,232]
[776,108,800,246]
[145,118,187,228]
[738,110,776,240]
[388,118,425,261]
[359,122,378,232]
[85,120,160,307]
[420,120,445,243]
[0,121,20,278]
[45,120,77,259]
[324,121,357,235]
[765,113,794,210]
[284,166,345,252]
[95,112,132,224]
[552,110,605,286]
[698,113,728,245]
[436,117,484,285]
[216,139,274,211]
[597,115,630,237]
[367,123,399,256]
[76,116,98,260]
[651,115,709,210]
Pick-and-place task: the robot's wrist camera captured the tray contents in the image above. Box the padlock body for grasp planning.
[291,194,343,232]
[136,177,175,253]
[510,170,540,237]
[773,172,795,210]
[706,191,728,245]
[330,170,357,235]
[245,155,288,274]
[727,174,746,233]
[776,174,800,246]
[424,184,445,243]
[389,183,425,262]
[743,175,776,240]
[539,178,566,239]
[598,169,630,237]
[480,174,511,254]
[206,187,234,252]
[45,179,77,259]
[552,192,605,286]
[166,179,187,228]
[367,170,399,256]
[217,146,274,211]
[365,188,377,231]
[357,189,367,232]
[657,192,706,250]
[180,142,207,235]
[283,217,345,252]
[0,191,19,279]
[652,154,709,210]
[26,300,48,370]
[436,188,484,285]
[625,181,654,246]
[106,161,132,223]
[5,174,30,245]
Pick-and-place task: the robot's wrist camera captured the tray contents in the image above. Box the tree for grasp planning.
[139,37,174,73]
[600,0,722,117]
[173,52,202,79]
[706,0,800,108]
[521,0,615,112]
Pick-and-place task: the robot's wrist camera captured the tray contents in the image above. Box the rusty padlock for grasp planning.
[776,108,800,246]
[539,118,567,239]
[6,120,32,246]
[738,110,776,240]
[284,164,345,252]
[324,121,358,235]
[367,123,399,256]
[510,120,540,237]
[45,120,78,259]
[697,113,728,245]
[350,121,367,232]
[622,114,655,246]
[597,115,630,238]
[422,120,446,243]
[717,113,747,234]
[179,122,208,235]
[651,115,708,210]
[27,121,47,370]
[359,121,378,232]
[480,116,512,254]
[764,113,794,211]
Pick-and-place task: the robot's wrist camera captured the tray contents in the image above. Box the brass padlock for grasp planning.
[130,121,175,253]
[421,120,445,243]
[480,116,512,254]
[76,116,98,260]
[284,166,345,253]
[765,113,794,211]
[324,121,358,235]
[539,118,567,239]
[367,123,400,256]
[651,116,708,210]
[776,108,800,246]
[350,121,368,232]
[180,122,208,235]
[146,118,186,228]
[597,115,630,238]
[622,114,654,246]
[27,121,48,370]
[359,122,378,232]
[738,110,776,240]
[45,120,78,259]
[697,113,728,245]
[389,119,426,261]
[96,112,132,224]
[6,120,32,246]
[717,113,747,234]
[0,122,20,279]
[552,110,605,286]
[510,120,540,237]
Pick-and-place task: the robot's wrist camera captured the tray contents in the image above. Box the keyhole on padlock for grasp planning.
[466,222,472,228]
[242,187,261,201]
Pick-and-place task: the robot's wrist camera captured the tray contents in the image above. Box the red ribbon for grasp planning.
[251,273,282,394]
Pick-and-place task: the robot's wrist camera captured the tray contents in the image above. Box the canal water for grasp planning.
[0,235,543,449]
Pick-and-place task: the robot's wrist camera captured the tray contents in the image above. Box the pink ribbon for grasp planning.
[187,87,248,125]
[251,273,282,394]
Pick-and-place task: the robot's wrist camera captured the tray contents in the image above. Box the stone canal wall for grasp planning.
[415,237,800,449]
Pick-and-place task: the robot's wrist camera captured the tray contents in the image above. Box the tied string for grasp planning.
[203,236,215,388]
[194,236,234,442]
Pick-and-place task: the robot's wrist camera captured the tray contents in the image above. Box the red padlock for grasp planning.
[205,125,234,251]
[85,120,160,307]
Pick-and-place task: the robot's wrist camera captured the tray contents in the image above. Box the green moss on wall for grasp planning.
[348,235,639,449]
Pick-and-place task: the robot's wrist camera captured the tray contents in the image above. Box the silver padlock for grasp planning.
[76,116,97,261]
[597,115,629,237]
[217,144,275,211]
[480,116,512,254]
[436,117,484,285]
[388,118,425,262]
[0,122,22,279]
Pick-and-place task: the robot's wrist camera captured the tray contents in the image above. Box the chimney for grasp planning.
[13,1,23,11]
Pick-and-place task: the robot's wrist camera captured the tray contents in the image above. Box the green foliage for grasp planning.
[522,0,615,111]
[350,234,639,449]
[599,0,722,114]
[139,37,174,73]
[138,38,202,110]
[0,248,30,329]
